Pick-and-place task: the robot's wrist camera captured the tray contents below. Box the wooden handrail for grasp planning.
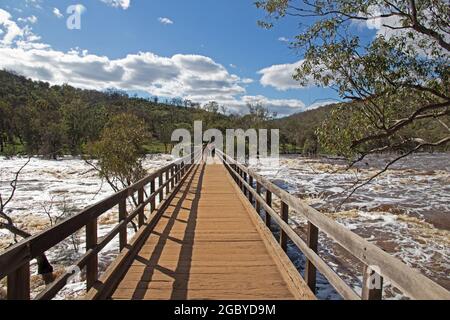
[216,149,450,300]
[0,150,202,300]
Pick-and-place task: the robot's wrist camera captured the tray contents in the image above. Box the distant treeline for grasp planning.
[0,70,246,158]
[0,70,447,159]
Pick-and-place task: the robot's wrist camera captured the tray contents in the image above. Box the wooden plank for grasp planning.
[85,162,198,300]
[217,150,450,300]
[222,159,359,300]
[110,164,313,300]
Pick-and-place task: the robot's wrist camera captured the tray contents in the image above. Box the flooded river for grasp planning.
[252,153,450,299]
[0,153,448,299]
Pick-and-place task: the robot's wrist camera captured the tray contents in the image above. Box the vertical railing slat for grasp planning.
[150,179,156,213]
[362,265,383,300]
[170,166,175,188]
[243,172,248,197]
[165,169,170,195]
[138,187,145,227]
[280,202,289,251]
[249,175,254,205]
[265,190,272,229]
[7,263,30,300]
[159,172,164,202]
[86,218,98,290]
[256,182,262,214]
[305,222,319,293]
[119,197,127,251]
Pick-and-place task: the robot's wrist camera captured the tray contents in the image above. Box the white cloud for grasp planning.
[70,4,87,15]
[0,9,24,45]
[53,8,63,19]
[25,0,42,10]
[158,17,174,25]
[18,15,38,24]
[258,60,306,91]
[278,37,289,42]
[216,95,321,117]
[0,8,311,116]
[99,0,131,10]
[353,5,450,58]
[258,59,332,91]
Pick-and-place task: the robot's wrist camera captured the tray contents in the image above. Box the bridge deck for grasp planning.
[110,163,314,300]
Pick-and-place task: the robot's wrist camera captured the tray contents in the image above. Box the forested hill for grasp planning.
[1,70,447,158]
[274,101,450,155]
[0,70,233,157]
[0,69,338,157]
[272,104,337,154]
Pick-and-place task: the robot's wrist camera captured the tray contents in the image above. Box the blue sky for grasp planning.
[0,0,373,115]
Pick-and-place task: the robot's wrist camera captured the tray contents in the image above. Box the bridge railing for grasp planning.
[0,150,202,300]
[216,149,450,300]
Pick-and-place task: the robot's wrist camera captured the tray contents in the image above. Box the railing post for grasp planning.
[256,182,261,214]
[170,166,175,188]
[175,164,180,184]
[7,263,30,300]
[165,169,170,195]
[86,218,98,290]
[280,202,289,251]
[243,172,248,197]
[238,168,243,189]
[119,197,127,251]
[159,172,164,202]
[305,222,319,293]
[150,178,156,212]
[265,190,272,228]
[138,187,145,227]
[362,265,383,300]
[249,175,254,205]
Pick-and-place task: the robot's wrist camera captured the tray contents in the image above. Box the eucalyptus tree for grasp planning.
[256,0,449,162]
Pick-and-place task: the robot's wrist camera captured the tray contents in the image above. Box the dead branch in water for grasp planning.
[336,136,450,210]
[0,157,54,279]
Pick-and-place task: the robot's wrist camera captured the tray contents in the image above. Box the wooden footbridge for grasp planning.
[1,148,449,300]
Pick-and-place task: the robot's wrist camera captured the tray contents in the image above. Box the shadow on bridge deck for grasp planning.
[109,164,314,300]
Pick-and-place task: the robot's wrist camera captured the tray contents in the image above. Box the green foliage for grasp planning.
[84,113,150,186]
[271,104,335,154]
[0,71,232,157]
[303,136,318,156]
[257,0,450,158]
